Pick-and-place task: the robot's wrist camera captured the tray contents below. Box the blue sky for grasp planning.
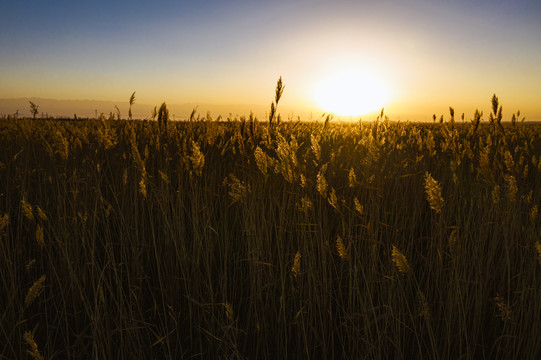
[1,0,540,119]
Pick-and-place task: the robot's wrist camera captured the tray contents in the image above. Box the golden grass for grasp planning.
[1,96,541,358]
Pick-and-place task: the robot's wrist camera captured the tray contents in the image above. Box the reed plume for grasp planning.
[25,275,46,308]
[492,185,501,204]
[336,236,348,260]
[448,229,458,253]
[392,245,411,274]
[24,331,44,360]
[254,146,268,176]
[353,197,363,216]
[21,198,34,221]
[530,205,538,224]
[35,225,45,249]
[291,251,301,279]
[25,259,36,273]
[128,91,136,120]
[504,174,518,203]
[328,188,339,211]
[494,295,512,321]
[424,172,444,213]
[157,102,169,131]
[317,170,328,198]
[297,196,313,215]
[226,174,248,203]
[36,206,47,222]
[310,134,321,162]
[0,213,9,233]
[348,167,356,188]
[224,303,234,321]
[418,290,431,320]
[189,141,205,177]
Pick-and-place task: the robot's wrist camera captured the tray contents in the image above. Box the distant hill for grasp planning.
[0,97,290,120]
[5,97,536,122]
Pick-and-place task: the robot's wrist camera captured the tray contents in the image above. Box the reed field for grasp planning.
[1,91,541,359]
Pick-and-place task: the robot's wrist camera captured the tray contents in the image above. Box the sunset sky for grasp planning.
[1,0,540,120]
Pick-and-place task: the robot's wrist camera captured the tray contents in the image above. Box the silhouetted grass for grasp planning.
[0,100,540,359]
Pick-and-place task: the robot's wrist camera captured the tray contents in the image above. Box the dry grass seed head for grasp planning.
[21,199,34,221]
[418,290,431,320]
[492,185,501,205]
[254,146,268,176]
[336,236,348,260]
[391,245,411,274]
[494,295,512,321]
[122,168,128,185]
[24,331,44,360]
[297,196,313,215]
[26,259,36,272]
[348,167,357,188]
[291,251,301,279]
[25,275,46,308]
[424,172,444,213]
[35,225,45,249]
[311,134,321,162]
[504,174,518,203]
[328,188,339,211]
[226,174,248,203]
[449,229,458,253]
[139,177,147,199]
[529,205,538,224]
[36,206,47,222]
[535,241,541,266]
[353,197,364,216]
[317,170,328,198]
[224,303,234,321]
[0,213,9,233]
[189,140,205,177]
[159,170,170,185]
[300,173,307,188]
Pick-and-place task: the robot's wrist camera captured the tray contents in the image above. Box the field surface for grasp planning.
[1,117,541,359]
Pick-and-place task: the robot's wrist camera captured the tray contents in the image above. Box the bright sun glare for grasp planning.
[312,64,391,118]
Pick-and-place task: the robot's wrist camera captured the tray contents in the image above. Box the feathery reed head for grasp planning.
[291,251,301,279]
[189,141,205,177]
[35,225,45,249]
[224,303,234,321]
[328,188,339,211]
[254,146,268,176]
[424,172,444,213]
[348,167,357,188]
[25,275,46,308]
[418,290,431,320]
[21,198,34,221]
[36,206,47,222]
[225,174,249,203]
[317,170,328,198]
[24,331,44,360]
[0,213,9,233]
[392,245,411,274]
[535,241,541,266]
[336,236,348,260]
[494,295,512,321]
[353,197,364,216]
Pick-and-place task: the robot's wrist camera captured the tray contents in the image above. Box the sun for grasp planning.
[311,64,391,118]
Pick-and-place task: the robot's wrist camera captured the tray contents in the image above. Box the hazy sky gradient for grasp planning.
[1,0,540,120]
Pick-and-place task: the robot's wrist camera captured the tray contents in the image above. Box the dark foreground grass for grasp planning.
[1,115,540,359]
